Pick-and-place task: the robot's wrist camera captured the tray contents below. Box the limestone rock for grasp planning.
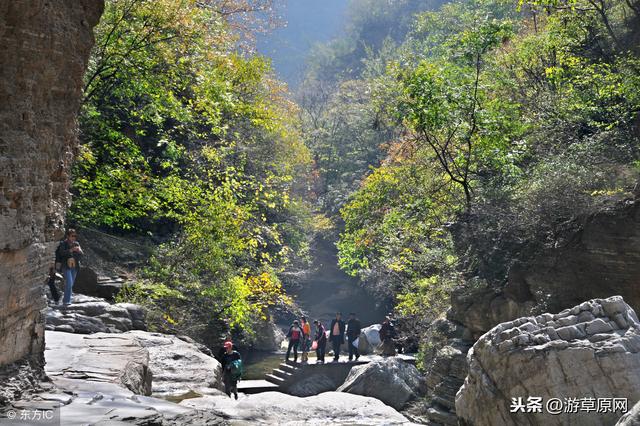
[180,391,414,425]
[252,319,286,351]
[126,330,223,397]
[45,331,152,395]
[357,324,382,355]
[456,296,640,426]
[288,373,337,397]
[0,0,103,402]
[45,294,146,333]
[616,399,640,426]
[337,357,425,410]
[510,199,640,315]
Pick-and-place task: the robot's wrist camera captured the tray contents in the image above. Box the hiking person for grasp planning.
[220,341,242,400]
[215,335,233,364]
[45,265,62,305]
[286,320,303,363]
[55,229,83,306]
[379,316,396,356]
[313,320,327,364]
[301,316,311,363]
[329,312,345,362]
[347,312,362,361]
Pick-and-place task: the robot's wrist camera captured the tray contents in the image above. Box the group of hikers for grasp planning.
[46,229,83,306]
[216,314,397,399]
[285,312,397,364]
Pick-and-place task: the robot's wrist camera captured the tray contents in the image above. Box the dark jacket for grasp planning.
[55,240,82,268]
[221,350,241,371]
[315,324,327,343]
[379,321,396,341]
[329,319,345,342]
[346,318,362,340]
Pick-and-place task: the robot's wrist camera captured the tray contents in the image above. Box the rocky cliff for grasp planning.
[0,0,103,403]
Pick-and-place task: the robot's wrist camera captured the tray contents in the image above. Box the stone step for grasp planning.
[279,362,299,373]
[271,369,293,380]
[237,380,280,394]
[264,374,285,386]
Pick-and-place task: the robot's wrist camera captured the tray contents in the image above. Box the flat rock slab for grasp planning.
[45,331,151,395]
[180,391,417,425]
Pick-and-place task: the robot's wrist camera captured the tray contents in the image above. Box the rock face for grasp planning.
[456,296,640,426]
[337,357,425,410]
[617,399,640,426]
[512,199,640,315]
[288,373,337,397]
[45,294,146,333]
[253,319,286,351]
[45,331,152,395]
[180,391,414,425]
[0,0,103,401]
[127,331,222,398]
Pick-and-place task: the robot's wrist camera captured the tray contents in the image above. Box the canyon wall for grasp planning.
[0,0,103,401]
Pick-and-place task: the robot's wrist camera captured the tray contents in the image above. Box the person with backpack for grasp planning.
[285,320,303,363]
[329,312,346,362]
[347,312,362,362]
[313,320,327,364]
[379,316,396,356]
[55,229,84,306]
[300,316,311,363]
[220,341,242,399]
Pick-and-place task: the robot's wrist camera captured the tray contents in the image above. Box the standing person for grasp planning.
[347,313,362,362]
[379,316,396,356]
[285,320,303,363]
[220,341,242,400]
[215,335,233,364]
[329,312,345,362]
[300,316,311,363]
[55,229,83,306]
[313,320,327,364]
[45,265,61,305]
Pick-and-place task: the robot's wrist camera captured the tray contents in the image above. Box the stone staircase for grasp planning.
[265,361,301,388]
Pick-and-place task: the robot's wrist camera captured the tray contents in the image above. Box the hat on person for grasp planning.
[224,341,233,349]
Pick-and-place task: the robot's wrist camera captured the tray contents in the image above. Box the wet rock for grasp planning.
[456,296,640,426]
[337,357,425,410]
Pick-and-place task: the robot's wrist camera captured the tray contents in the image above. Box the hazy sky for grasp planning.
[257,0,349,88]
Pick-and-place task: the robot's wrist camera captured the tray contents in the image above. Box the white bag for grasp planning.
[352,337,359,348]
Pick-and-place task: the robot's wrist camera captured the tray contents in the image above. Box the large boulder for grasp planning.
[45,331,152,395]
[358,324,382,354]
[456,296,640,426]
[180,391,414,425]
[253,319,286,351]
[126,331,222,398]
[337,358,425,410]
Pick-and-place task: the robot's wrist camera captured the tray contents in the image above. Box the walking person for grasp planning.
[313,320,327,364]
[55,229,83,306]
[329,312,345,362]
[379,316,396,356]
[347,312,361,362]
[301,316,311,363]
[220,341,242,400]
[285,320,303,363]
